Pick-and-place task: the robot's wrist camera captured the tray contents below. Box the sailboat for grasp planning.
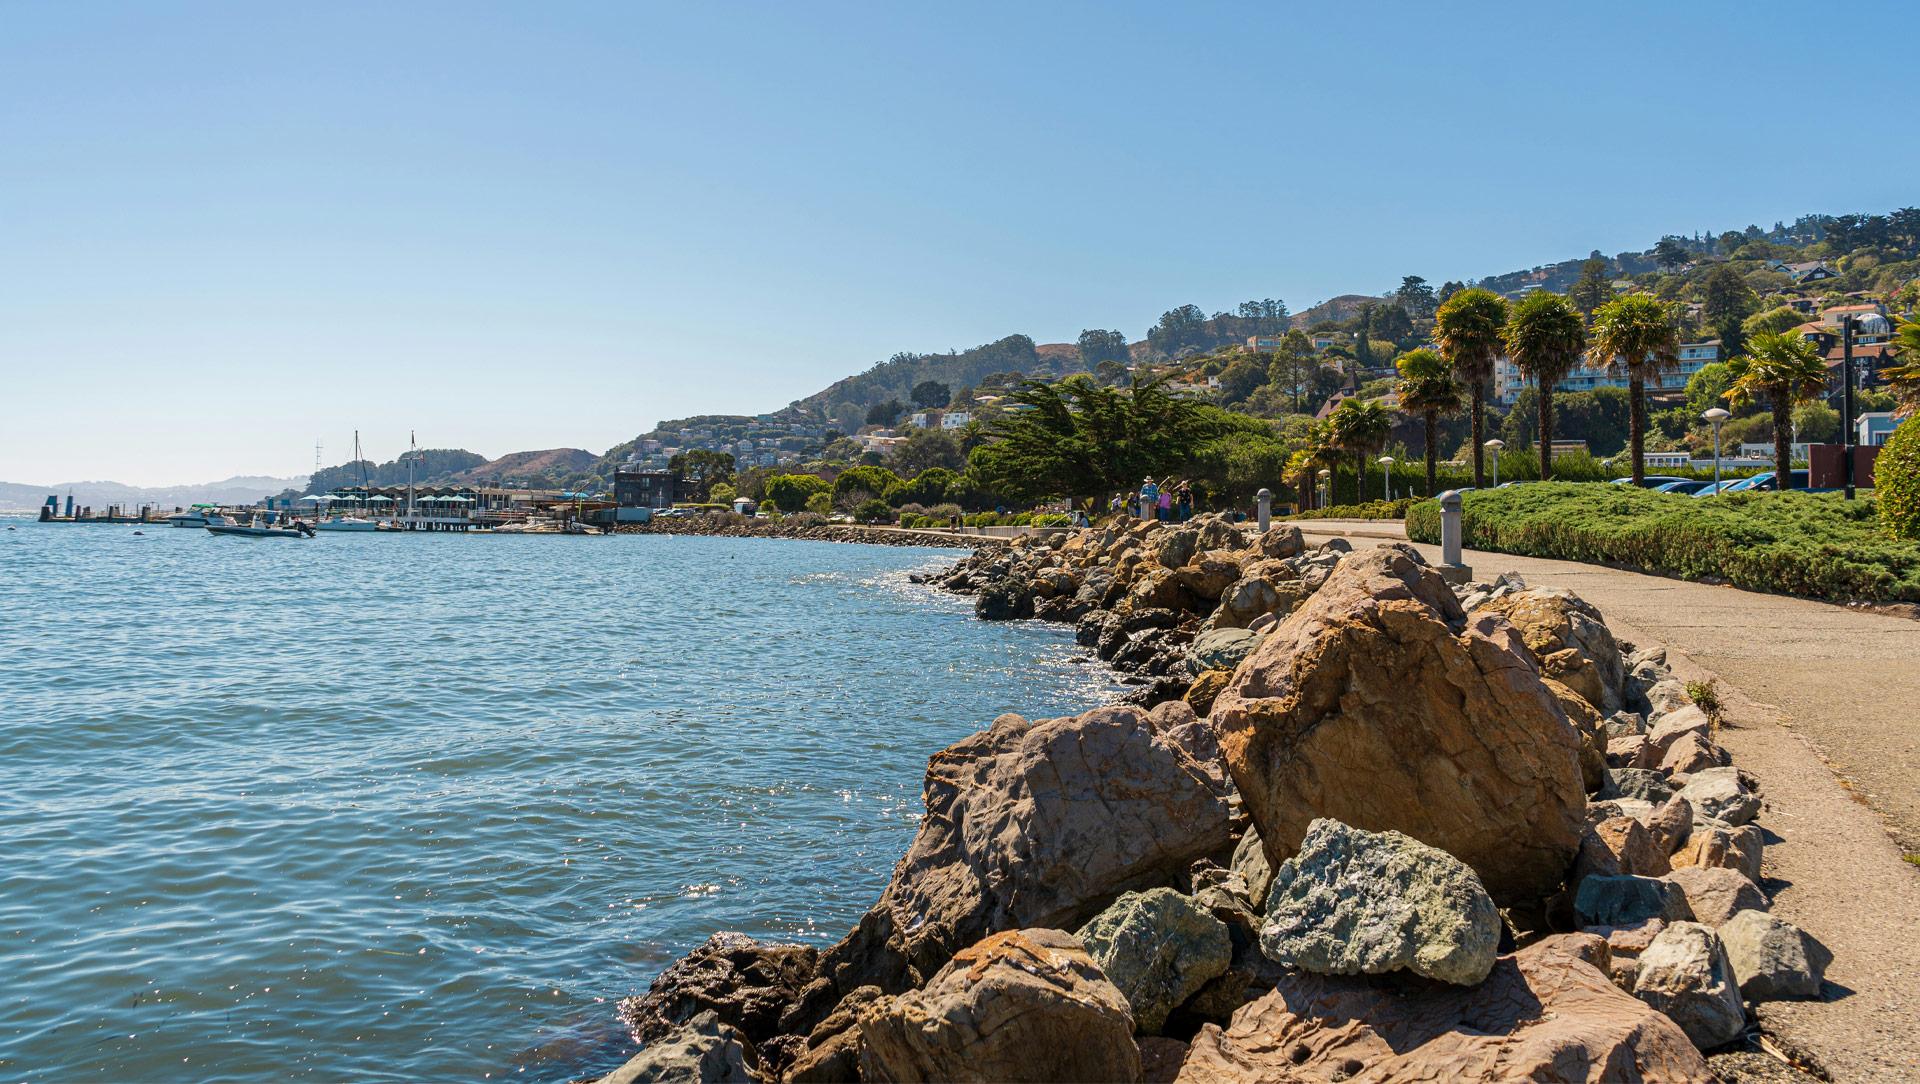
[315,431,379,532]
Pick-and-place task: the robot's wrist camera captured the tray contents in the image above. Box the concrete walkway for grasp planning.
[1300,526,1920,1081]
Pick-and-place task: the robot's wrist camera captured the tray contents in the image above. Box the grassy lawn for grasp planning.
[1405,482,1920,603]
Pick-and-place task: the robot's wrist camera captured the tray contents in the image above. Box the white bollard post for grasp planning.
[1256,488,1271,533]
[1438,489,1472,584]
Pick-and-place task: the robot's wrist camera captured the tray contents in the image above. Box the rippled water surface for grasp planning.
[0,522,1117,1081]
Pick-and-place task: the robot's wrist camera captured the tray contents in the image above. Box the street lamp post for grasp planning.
[1484,439,1504,487]
[1841,315,1856,500]
[1317,468,1331,510]
[1703,407,1730,490]
[1377,456,1394,502]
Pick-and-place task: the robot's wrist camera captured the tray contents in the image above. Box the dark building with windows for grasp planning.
[614,469,676,509]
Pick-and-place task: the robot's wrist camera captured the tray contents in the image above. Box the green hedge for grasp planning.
[1283,498,1416,522]
[1405,482,1920,602]
[1880,419,1920,541]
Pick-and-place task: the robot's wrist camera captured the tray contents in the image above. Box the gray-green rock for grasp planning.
[1186,627,1264,672]
[1633,921,1747,1049]
[1719,910,1831,1000]
[593,1012,759,1084]
[1230,829,1274,906]
[1076,888,1232,1034]
[1575,874,1694,927]
[1258,818,1501,986]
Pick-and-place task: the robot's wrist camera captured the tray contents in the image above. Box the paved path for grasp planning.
[1299,525,1920,1081]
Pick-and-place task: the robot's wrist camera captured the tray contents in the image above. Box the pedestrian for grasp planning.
[1175,482,1192,522]
[1139,477,1159,521]
[1157,483,1172,522]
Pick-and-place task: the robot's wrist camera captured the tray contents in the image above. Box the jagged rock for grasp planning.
[1182,668,1234,716]
[1676,766,1761,826]
[1643,679,1694,718]
[1583,816,1669,879]
[1077,888,1233,1034]
[1154,527,1200,570]
[1126,569,1202,615]
[1186,627,1263,672]
[1608,734,1650,770]
[1587,918,1668,992]
[1177,935,1710,1083]
[974,578,1033,621]
[1646,797,1695,858]
[1633,921,1747,1050]
[1718,910,1832,1000]
[1670,824,1763,883]
[594,1011,759,1084]
[1546,677,1610,792]
[1660,731,1732,775]
[855,928,1141,1084]
[616,933,818,1049]
[1588,797,1655,825]
[812,706,1233,1009]
[1210,544,1586,906]
[1604,767,1677,805]
[1606,710,1649,739]
[1477,586,1625,714]
[1256,525,1305,559]
[1208,571,1309,631]
[1259,819,1500,986]
[1137,1036,1188,1084]
[1174,551,1242,601]
[1664,866,1767,926]
[1576,875,1694,926]
[1231,829,1274,907]
[784,987,883,1083]
[1638,705,1712,768]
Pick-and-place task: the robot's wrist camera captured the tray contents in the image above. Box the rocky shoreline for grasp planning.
[593,514,1826,1083]
[616,517,992,549]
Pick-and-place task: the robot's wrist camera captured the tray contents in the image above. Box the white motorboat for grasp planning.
[314,515,378,532]
[166,504,218,528]
[205,513,314,538]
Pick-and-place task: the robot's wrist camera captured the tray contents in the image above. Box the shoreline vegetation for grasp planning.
[590,515,1815,1083]
[1407,484,1920,604]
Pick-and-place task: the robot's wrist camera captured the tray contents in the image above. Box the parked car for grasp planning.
[1691,480,1744,497]
[1611,475,1691,488]
[1727,470,1832,492]
[1654,479,1716,495]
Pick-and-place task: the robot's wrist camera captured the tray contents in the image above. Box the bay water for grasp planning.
[0,522,1118,1081]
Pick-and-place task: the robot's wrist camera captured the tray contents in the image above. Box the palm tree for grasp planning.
[1434,288,1511,488]
[1725,331,1829,488]
[1293,422,1337,509]
[1394,348,1463,495]
[1887,320,1920,418]
[1329,397,1393,504]
[1590,294,1681,485]
[1503,292,1588,481]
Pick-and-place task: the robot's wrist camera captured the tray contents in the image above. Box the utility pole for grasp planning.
[1842,317,1856,501]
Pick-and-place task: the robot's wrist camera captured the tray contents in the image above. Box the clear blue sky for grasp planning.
[3,1,1914,485]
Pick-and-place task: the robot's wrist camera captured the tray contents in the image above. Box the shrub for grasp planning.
[764,473,830,512]
[804,492,833,516]
[1283,498,1415,521]
[1880,418,1920,541]
[853,497,894,523]
[926,502,964,522]
[1406,483,1920,603]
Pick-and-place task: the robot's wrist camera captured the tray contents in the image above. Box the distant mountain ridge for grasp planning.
[0,475,309,511]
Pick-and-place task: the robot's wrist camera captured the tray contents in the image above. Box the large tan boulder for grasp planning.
[1175,935,1710,1082]
[856,928,1141,1083]
[813,706,1234,1006]
[1477,586,1626,714]
[1209,545,1586,905]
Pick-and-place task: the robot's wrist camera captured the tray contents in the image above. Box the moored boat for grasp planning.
[314,515,378,532]
[205,513,314,538]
